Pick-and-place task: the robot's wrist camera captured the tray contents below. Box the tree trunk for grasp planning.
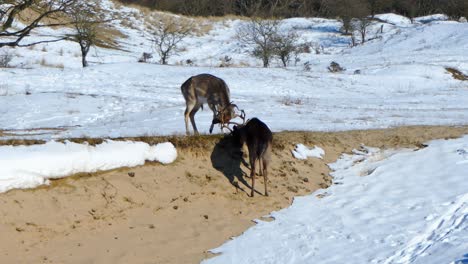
[281,56,287,67]
[80,44,90,67]
[262,56,269,67]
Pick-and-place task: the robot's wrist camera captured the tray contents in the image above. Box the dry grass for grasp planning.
[39,58,64,69]
[446,67,468,81]
[95,25,127,49]
[17,7,70,26]
[144,11,211,37]
[280,96,304,106]
[16,4,125,50]
[2,125,468,152]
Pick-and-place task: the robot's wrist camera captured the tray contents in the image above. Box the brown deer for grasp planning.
[181,74,242,135]
[232,118,273,197]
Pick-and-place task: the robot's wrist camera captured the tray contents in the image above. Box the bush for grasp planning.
[237,19,279,68]
[219,55,232,67]
[273,32,300,67]
[328,61,345,73]
[138,52,153,63]
[0,51,13,68]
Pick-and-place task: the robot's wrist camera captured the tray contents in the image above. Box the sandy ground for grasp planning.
[0,126,468,264]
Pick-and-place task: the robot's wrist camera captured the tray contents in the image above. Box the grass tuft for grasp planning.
[446,67,468,81]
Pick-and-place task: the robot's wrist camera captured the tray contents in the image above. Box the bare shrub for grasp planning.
[0,50,13,68]
[237,18,279,68]
[185,59,194,66]
[148,17,193,65]
[328,61,345,73]
[219,55,232,67]
[354,17,372,44]
[138,52,153,63]
[280,96,303,106]
[446,67,468,81]
[273,31,300,67]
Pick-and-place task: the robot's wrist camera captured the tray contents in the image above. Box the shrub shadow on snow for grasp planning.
[210,135,253,196]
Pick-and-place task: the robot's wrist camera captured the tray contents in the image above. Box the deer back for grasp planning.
[181,74,231,107]
[234,118,272,160]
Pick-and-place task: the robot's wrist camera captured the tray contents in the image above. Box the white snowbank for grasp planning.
[203,136,468,264]
[292,144,324,160]
[415,14,449,24]
[374,13,412,25]
[0,140,177,193]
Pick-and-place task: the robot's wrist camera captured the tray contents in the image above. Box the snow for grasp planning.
[415,14,449,24]
[1,1,468,262]
[203,136,468,264]
[1,4,467,140]
[292,144,324,160]
[0,140,177,193]
[374,14,412,25]
[152,142,178,164]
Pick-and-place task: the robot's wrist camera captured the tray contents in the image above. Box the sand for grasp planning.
[0,126,467,264]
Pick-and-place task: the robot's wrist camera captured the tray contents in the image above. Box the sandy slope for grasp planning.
[0,126,467,264]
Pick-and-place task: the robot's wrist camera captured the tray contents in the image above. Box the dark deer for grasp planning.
[181,74,242,135]
[232,118,273,197]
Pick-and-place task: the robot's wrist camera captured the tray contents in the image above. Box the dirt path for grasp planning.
[0,126,467,264]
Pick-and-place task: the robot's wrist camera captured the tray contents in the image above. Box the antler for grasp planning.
[220,122,233,133]
[227,106,246,126]
[216,103,247,134]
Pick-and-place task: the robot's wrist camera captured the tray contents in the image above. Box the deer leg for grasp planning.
[258,158,263,176]
[208,103,218,134]
[262,158,269,196]
[189,104,201,136]
[250,154,256,197]
[184,102,196,135]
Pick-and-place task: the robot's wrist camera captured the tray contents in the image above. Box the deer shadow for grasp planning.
[210,134,253,195]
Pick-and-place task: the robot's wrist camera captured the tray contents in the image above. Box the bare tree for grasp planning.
[237,18,280,67]
[273,31,299,67]
[355,16,372,44]
[149,17,192,65]
[329,0,369,35]
[68,3,96,67]
[0,0,77,48]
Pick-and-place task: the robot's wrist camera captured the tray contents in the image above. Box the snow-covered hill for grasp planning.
[1,0,467,139]
[1,2,467,263]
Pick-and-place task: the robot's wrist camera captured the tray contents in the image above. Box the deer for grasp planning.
[181,74,244,135]
[231,118,273,197]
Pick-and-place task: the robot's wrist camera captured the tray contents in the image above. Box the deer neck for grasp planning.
[217,90,231,109]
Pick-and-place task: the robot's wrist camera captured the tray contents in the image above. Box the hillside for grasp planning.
[0,1,467,264]
[1,0,467,140]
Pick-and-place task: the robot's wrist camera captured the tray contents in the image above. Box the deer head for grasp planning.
[217,103,246,133]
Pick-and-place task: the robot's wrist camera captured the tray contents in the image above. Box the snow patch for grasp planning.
[292,144,324,160]
[0,140,177,193]
[203,136,468,264]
